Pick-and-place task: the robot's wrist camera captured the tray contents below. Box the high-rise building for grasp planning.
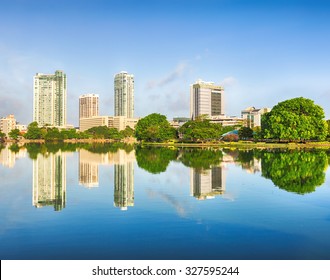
[190,79,224,120]
[79,94,99,128]
[33,70,67,127]
[114,71,134,118]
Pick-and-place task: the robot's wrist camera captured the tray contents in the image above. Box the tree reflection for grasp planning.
[261,150,328,194]
[24,142,134,158]
[81,143,134,154]
[135,146,178,174]
[179,148,223,172]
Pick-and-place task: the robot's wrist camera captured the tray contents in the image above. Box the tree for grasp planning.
[25,122,43,139]
[0,130,6,141]
[261,97,328,141]
[8,129,21,140]
[253,126,262,140]
[135,113,176,142]
[61,129,78,139]
[86,126,123,140]
[327,120,330,139]
[178,119,222,142]
[86,126,109,139]
[238,127,253,139]
[120,126,134,138]
[108,128,123,140]
[44,127,63,141]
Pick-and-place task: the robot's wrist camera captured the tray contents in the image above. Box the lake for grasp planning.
[1,143,330,260]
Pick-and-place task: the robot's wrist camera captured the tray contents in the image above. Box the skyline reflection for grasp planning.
[1,144,329,212]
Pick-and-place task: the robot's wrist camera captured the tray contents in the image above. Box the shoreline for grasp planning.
[2,139,330,150]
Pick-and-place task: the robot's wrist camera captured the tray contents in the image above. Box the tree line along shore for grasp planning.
[1,97,330,147]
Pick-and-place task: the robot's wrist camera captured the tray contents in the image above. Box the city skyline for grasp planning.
[1,0,330,126]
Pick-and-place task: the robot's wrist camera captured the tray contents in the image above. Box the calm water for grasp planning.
[1,143,330,260]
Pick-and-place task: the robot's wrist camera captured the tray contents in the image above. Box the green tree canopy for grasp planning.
[120,126,134,138]
[261,150,328,194]
[261,97,328,141]
[45,127,63,141]
[25,122,43,139]
[178,119,222,142]
[86,126,123,140]
[135,113,176,142]
[60,129,78,139]
[0,130,5,140]
[8,129,21,140]
[238,127,253,139]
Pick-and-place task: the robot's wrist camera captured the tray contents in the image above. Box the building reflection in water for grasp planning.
[78,148,135,211]
[111,150,135,211]
[79,150,110,188]
[0,145,27,168]
[33,152,66,211]
[190,165,226,200]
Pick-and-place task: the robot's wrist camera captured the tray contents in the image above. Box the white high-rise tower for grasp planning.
[114,71,134,118]
[33,70,67,127]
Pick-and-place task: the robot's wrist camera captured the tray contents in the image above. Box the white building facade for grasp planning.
[190,79,224,120]
[114,71,134,118]
[0,114,16,136]
[241,107,271,128]
[33,70,67,127]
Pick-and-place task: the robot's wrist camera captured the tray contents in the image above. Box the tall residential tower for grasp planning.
[79,94,99,128]
[33,70,67,127]
[114,71,134,118]
[190,79,224,120]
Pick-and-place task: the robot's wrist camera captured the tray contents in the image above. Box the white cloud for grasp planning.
[146,62,189,90]
[221,76,238,88]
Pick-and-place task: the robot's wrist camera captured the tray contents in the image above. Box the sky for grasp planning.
[0,0,330,126]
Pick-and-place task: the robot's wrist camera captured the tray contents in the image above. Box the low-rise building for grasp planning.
[241,107,271,128]
[79,116,110,132]
[0,114,16,136]
[209,115,244,127]
[79,116,140,132]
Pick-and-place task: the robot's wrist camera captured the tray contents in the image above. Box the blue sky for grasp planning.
[1,0,330,126]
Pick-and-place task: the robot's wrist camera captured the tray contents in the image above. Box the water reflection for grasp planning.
[1,144,329,211]
[33,151,66,211]
[260,149,328,194]
[78,147,135,210]
[135,146,177,174]
[113,149,135,210]
[0,145,27,168]
[190,166,226,200]
[79,149,108,188]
